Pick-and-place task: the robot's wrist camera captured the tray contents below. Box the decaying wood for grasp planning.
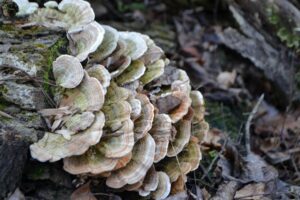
[0,16,65,197]
[218,0,300,105]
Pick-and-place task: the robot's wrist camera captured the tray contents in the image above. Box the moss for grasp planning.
[116,1,146,13]
[40,37,68,95]
[26,165,47,180]
[266,5,300,90]
[0,85,10,110]
[0,24,47,36]
[35,43,47,49]
[266,6,300,50]
[0,24,15,32]
[205,100,246,140]
[0,98,10,110]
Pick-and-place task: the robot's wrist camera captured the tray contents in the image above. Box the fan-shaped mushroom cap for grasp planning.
[68,21,104,61]
[156,91,191,123]
[38,106,72,117]
[105,82,130,104]
[163,137,202,182]
[29,0,94,31]
[119,32,147,60]
[192,120,209,142]
[138,166,159,196]
[13,0,38,16]
[54,129,74,140]
[113,153,132,170]
[109,56,132,78]
[140,59,165,85]
[106,134,155,188]
[171,69,191,95]
[89,25,119,63]
[128,98,142,120]
[167,109,193,157]
[151,171,171,200]
[152,66,187,87]
[150,114,172,163]
[122,80,140,93]
[168,91,192,123]
[102,100,132,131]
[87,65,111,94]
[171,175,186,195]
[52,55,84,88]
[98,119,134,158]
[134,93,155,140]
[179,137,202,171]
[64,147,132,175]
[30,111,105,162]
[190,90,205,122]
[63,148,118,175]
[116,60,146,85]
[29,7,68,29]
[103,39,127,65]
[59,73,105,112]
[44,1,58,8]
[139,35,164,65]
[164,162,191,183]
[125,180,145,191]
[64,111,95,132]
[58,0,95,32]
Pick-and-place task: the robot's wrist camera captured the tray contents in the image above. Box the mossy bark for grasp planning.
[217,0,300,106]
[0,18,67,198]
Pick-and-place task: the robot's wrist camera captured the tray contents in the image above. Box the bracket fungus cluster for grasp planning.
[20,0,209,199]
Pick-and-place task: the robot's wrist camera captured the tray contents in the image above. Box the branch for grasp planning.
[245,94,264,153]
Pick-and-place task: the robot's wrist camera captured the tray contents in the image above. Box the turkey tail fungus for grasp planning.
[1,0,209,199]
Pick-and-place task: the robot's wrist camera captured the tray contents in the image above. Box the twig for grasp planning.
[235,192,271,199]
[245,94,264,153]
[1,64,57,107]
[200,139,227,181]
[169,141,187,191]
[0,110,14,119]
[92,192,115,197]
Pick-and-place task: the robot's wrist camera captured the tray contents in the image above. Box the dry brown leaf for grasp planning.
[241,153,278,183]
[216,70,236,89]
[202,128,224,150]
[71,182,97,200]
[165,191,188,200]
[210,181,240,200]
[234,183,270,200]
[8,188,25,200]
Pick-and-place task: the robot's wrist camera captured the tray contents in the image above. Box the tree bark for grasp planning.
[217,0,300,106]
[0,11,66,197]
